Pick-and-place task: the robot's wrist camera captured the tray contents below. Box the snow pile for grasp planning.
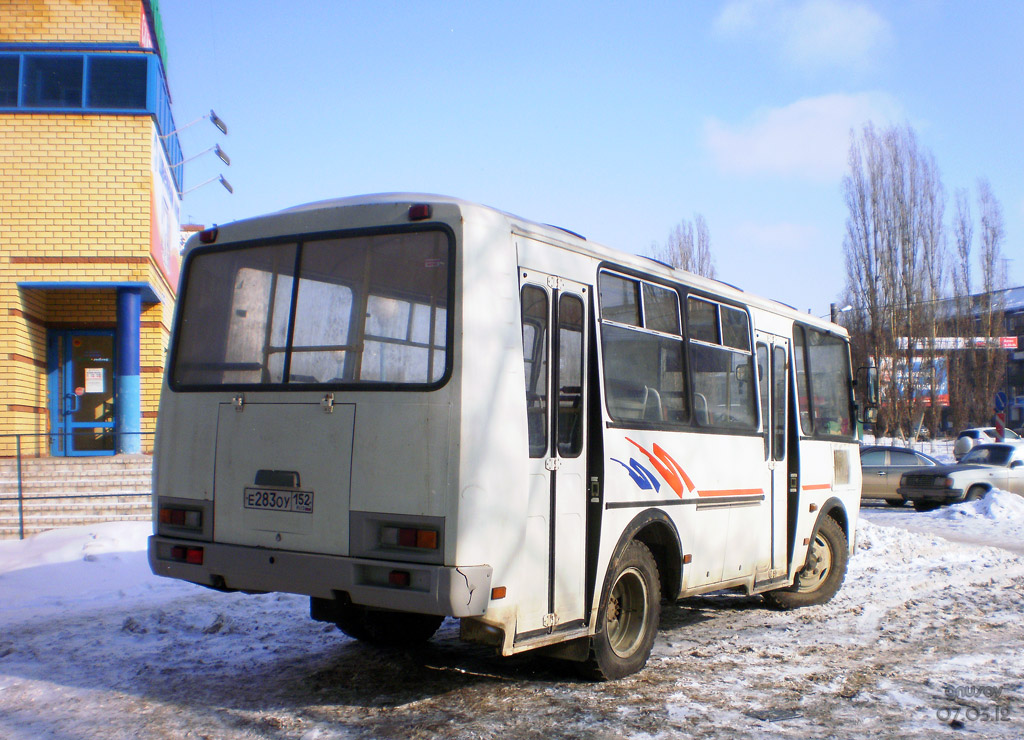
[861,488,1024,555]
[0,522,161,623]
[0,520,149,574]
[936,488,1024,523]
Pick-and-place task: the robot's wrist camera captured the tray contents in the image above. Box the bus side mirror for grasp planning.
[855,365,878,424]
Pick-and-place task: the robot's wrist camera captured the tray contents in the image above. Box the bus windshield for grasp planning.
[170,228,451,389]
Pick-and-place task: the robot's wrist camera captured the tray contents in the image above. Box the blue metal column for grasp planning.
[116,287,142,454]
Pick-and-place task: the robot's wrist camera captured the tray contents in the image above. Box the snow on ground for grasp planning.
[2,497,1023,739]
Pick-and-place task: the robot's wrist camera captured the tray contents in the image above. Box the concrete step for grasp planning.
[0,454,154,539]
[0,479,152,494]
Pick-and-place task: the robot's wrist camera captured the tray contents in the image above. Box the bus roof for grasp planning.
[207,192,844,336]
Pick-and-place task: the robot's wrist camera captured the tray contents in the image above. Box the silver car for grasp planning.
[860,445,941,506]
[953,427,1020,461]
[898,443,1024,511]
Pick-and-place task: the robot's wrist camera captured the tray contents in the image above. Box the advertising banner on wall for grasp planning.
[151,128,181,293]
[878,356,949,406]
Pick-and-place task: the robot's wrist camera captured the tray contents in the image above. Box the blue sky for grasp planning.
[158,0,1023,316]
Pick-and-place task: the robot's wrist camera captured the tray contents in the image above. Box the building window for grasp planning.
[0,56,19,106]
[22,55,83,108]
[86,56,148,109]
[1,51,183,191]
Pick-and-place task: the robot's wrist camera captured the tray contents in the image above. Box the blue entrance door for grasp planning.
[49,330,116,456]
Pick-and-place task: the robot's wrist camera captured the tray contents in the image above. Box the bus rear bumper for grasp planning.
[148,535,492,617]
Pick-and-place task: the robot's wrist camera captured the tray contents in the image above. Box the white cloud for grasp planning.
[714,0,892,72]
[704,92,904,181]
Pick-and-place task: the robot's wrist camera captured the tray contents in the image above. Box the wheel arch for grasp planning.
[965,482,992,499]
[817,496,850,545]
[604,508,682,606]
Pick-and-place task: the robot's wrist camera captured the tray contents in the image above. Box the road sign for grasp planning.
[995,391,1008,412]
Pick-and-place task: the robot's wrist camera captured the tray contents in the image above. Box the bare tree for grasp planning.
[918,149,946,436]
[653,215,716,278]
[841,123,946,439]
[976,178,1007,424]
[948,189,974,431]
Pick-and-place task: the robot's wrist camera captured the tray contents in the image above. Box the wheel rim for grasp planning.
[794,530,834,593]
[606,566,649,658]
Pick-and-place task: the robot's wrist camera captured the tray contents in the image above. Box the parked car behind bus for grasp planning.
[953,427,1020,461]
[898,443,1024,511]
[860,445,941,506]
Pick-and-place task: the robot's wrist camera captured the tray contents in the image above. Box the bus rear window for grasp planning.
[171,228,451,389]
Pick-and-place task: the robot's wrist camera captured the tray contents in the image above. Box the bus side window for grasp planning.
[521,285,549,458]
[557,293,584,457]
[757,344,770,458]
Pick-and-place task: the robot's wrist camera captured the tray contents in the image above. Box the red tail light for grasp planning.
[408,204,432,221]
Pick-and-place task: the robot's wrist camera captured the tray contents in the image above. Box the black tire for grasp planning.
[963,486,986,502]
[884,499,906,508]
[334,603,443,647]
[763,516,848,611]
[912,500,940,512]
[582,540,661,680]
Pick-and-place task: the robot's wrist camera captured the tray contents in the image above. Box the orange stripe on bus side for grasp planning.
[802,483,832,491]
[697,488,764,498]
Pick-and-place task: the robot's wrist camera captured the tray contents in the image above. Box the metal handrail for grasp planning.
[0,431,154,539]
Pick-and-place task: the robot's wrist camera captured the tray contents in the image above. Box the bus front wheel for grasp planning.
[763,516,848,611]
[582,540,661,680]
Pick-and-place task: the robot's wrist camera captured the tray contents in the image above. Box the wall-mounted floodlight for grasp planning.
[161,109,229,139]
[209,110,228,135]
[214,143,230,166]
[169,143,231,170]
[179,174,234,197]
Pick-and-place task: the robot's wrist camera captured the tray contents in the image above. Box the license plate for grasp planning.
[243,487,314,514]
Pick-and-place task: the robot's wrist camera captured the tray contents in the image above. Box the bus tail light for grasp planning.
[408,204,432,221]
[159,506,203,530]
[380,526,438,550]
[388,570,411,587]
[170,545,204,565]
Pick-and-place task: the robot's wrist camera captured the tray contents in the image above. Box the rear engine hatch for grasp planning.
[214,399,355,554]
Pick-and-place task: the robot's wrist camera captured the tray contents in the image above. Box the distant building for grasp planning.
[889,285,1024,430]
[988,286,1024,429]
[1,0,183,457]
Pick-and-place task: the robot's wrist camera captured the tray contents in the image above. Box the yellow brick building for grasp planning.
[1,0,183,457]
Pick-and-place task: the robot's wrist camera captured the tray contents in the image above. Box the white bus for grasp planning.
[149,194,866,679]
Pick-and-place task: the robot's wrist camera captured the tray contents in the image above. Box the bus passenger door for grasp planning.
[756,334,790,578]
[517,270,589,639]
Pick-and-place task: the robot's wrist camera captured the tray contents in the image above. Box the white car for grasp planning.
[898,443,1024,511]
[953,427,1020,461]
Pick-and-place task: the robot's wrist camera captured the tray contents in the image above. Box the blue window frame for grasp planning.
[0,55,17,106]
[0,50,182,190]
[87,55,148,109]
[23,55,83,107]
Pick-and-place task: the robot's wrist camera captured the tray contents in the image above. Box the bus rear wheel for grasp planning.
[332,603,444,647]
[582,540,661,680]
[763,516,848,611]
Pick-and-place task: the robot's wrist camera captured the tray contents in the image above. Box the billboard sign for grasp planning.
[150,128,181,293]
